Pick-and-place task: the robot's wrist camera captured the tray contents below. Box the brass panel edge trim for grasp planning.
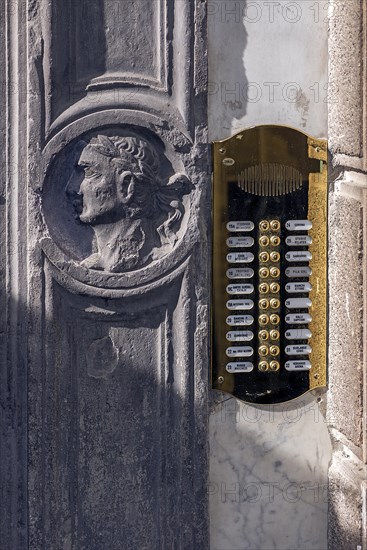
[307,137,327,390]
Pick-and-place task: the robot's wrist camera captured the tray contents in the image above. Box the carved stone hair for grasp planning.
[85,135,192,246]
[88,135,159,181]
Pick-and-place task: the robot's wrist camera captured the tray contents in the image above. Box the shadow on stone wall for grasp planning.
[208,0,248,138]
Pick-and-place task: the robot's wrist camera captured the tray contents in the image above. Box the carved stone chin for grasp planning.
[66,134,192,273]
[80,218,150,272]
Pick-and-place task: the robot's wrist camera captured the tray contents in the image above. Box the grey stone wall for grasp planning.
[328,1,367,548]
[1,1,209,548]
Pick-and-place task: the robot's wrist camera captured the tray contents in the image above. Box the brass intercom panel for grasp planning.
[212,125,327,405]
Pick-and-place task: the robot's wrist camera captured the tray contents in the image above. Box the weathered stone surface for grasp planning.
[328,452,364,550]
[327,4,367,548]
[2,1,209,549]
[327,183,364,450]
[328,0,364,159]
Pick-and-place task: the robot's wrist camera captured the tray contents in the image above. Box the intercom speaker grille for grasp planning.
[237,163,303,196]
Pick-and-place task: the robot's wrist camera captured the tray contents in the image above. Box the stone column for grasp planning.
[328,1,367,548]
[1,1,209,548]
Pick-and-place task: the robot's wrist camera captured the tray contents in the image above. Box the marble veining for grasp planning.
[209,395,331,550]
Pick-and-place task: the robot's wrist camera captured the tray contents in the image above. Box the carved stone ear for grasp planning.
[117,170,135,204]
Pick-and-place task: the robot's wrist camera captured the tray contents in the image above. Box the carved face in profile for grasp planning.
[77,140,147,225]
[67,135,192,273]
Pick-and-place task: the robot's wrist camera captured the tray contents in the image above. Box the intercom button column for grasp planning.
[257,218,281,372]
[285,361,312,372]
[226,362,254,373]
[227,221,254,232]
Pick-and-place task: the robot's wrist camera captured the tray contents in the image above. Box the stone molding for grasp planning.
[328,2,367,548]
[2,1,209,548]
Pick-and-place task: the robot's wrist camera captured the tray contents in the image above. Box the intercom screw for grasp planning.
[270,252,280,262]
[270,314,280,325]
[259,314,269,326]
[259,361,269,372]
[259,346,268,357]
[259,220,270,231]
[269,346,280,357]
[219,148,226,154]
[259,236,269,246]
[270,236,281,246]
[259,283,269,293]
[259,299,269,310]
[270,267,280,278]
[259,252,269,263]
[270,283,280,293]
[259,267,270,278]
[269,361,280,372]
[259,330,269,341]
[218,376,225,384]
[270,220,281,231]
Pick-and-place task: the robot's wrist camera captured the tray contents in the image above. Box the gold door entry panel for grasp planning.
[212,125,327,405]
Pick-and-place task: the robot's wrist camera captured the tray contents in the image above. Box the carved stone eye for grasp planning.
[85,168,100,179]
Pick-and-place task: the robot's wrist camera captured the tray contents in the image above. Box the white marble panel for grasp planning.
[209,0,329,141]
[210,395,331,550]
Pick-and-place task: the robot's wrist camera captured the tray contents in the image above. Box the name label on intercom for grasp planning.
[212,125,327,404]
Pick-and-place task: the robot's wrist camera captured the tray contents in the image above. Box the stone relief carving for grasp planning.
[65,134,192,273]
